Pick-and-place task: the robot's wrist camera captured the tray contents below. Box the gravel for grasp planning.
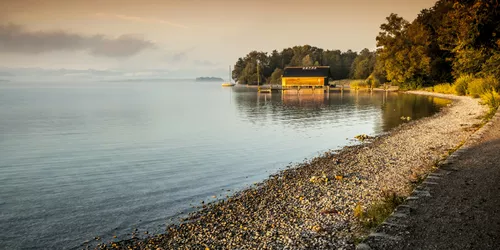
[96,92,486,250]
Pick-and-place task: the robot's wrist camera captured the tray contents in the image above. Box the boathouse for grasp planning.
[281,66,331,88]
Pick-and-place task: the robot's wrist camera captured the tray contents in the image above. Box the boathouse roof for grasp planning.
[282,66,331,78]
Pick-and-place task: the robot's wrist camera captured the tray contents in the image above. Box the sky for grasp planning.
[0,0,438,77]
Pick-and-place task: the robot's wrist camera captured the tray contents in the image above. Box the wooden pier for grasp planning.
[258,85,343,93]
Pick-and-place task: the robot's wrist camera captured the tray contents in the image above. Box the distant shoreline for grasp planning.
[195,77,224,82]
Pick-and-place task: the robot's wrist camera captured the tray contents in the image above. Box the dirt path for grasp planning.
[387,109,500,250]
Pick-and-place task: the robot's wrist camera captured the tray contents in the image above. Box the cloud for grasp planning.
[0,23,155,57]
[194,60,219,67]
[171,51,187,62]
[163,47,196,63]
[96,13,189,29]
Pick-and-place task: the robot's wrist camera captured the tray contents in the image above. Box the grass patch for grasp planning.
[482,104,499,122]
[468,76,500,98]
[355,191,405,229]
[480,90,500,112]
[432,83,457,95]
[350,80,370,90]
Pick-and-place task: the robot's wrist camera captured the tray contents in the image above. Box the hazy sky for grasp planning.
[0,0,437,73]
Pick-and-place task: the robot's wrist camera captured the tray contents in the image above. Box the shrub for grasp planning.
[404,77,425,90]
[432,83,456,95]
[350,80,369,90]
[468,76,500,98]
[366,74,381,88]
[454,74,474,96]
[422,86,434,92]
[480,89,500,111]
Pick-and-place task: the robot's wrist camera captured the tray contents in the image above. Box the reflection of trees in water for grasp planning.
[379,93,448,132]
[231,89,448,132]
[232,89,375,129]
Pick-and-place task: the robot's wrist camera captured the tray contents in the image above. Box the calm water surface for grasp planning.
[0,81,448,249]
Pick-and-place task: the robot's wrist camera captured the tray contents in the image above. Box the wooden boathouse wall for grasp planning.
[281,66,331,89]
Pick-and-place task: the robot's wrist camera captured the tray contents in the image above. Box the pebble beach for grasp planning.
[97,91,486,250]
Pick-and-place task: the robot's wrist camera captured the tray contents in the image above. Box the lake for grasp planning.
[0,81,448,249]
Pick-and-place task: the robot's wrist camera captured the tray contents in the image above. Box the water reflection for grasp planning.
[232,88,449,134]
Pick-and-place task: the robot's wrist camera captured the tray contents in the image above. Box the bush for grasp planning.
[432,83,456,94]
[350,80,369,90]
[366,74,381,88]
[480,89,500,111]
[403,77,425,90]
[468,76,500,98]
[454,74,474,96]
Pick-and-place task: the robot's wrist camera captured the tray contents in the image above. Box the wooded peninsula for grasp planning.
[232,0,499,102]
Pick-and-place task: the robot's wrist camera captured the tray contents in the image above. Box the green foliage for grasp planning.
[366,74,380,88]
[350,80,369,90]
[452,48,488,77]
[480,89,500,111]
[371,56,388,85]
[454,74,474,95]
[481,52,500,79]
[376,14,431,87]
[233,45,368,84]
[405,77,426,90]
[467,76,500,98]
[233,0,500,88]
[432,83,456,95]
[301,55,313,66]
[351,48,376,79]
[466,78,484,98]
[375,0,499,87]
[269,68,283,85]
[233,51,268,85]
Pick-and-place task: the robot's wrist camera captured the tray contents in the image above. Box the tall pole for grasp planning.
[257,60,260,86]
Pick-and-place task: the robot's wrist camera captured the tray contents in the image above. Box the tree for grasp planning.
[340,50,358,79]
[302,55,313,66]
[370,56,388,85]
[350,48,376,79]
[323,50,343,80]
[233,46,362,84]
[482,52,500,79]
[269,68,284,84]
[376,14,431,87]
[268,50,282,73]
[232,57,245,82]
[437,0,500,77]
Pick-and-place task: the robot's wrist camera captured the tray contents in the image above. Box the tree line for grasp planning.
[232,46,376,85]
[376,0,499,89]
[232,0,499,89]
